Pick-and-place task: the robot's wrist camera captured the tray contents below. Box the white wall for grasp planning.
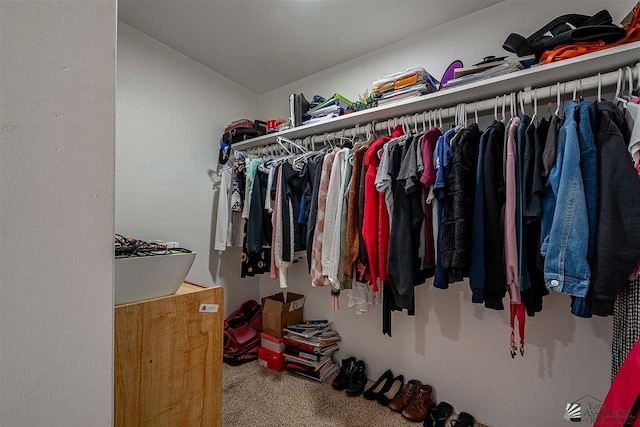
[259,2,636,426]
[116,23,261,314]
[260,0,635,119]
[0,1,116,426]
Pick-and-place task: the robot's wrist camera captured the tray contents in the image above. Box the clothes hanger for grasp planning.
[509,92,514,120]
[501,94,507,122]
[519,90,526,117]
[554,82,561,117]
[474,101,479,125]
[614,68,627,105]
[370,120,378,139]
[494,96,499,122]
[277,136,306,154]
[530,89,538,124]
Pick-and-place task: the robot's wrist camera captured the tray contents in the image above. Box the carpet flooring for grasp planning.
[223,362,489,427]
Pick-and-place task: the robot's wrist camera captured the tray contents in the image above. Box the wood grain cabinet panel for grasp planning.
[115,282,223,427]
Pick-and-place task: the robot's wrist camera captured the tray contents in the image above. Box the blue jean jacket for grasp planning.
[541,101,590,298]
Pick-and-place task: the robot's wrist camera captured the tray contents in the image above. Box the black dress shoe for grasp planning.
[332,357,355,391]
[377,375,404,406]
[346,360,367,396]
[363,370,393,400]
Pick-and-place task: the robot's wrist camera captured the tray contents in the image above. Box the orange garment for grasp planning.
[541,5,640,64]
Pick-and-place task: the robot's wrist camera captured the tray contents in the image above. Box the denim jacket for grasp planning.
[541,101,590,298]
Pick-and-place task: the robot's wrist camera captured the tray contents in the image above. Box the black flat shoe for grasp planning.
[346,360,367,396]
[377,375,404,406]
[451,412,475,427]
[363,370,393,400]
[424,401,454,427]
[332,357,355,391]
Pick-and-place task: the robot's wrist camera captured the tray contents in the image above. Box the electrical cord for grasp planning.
[114,235,192,259]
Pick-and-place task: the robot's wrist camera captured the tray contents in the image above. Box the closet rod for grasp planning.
[245,65,639,154]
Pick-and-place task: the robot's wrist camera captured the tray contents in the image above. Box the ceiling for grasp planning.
[118,0,503,94]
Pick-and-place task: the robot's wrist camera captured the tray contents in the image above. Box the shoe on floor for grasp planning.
[389,379,422,412]
[363,369,393,400]
[377,375,404,406]
[424,401,454,427]
[402,384,436,422]
[346,360,367,397]
[451,412,475,427]
[332,357,355,391]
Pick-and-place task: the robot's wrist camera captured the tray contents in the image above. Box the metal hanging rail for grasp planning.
[244,66,637,156]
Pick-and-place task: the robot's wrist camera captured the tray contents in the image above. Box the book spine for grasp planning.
[285,347,320,362]
[284,338,318,353]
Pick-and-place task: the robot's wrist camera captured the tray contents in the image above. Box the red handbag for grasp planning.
[223,300,263,366]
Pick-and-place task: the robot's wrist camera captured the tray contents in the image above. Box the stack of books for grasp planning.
[442,55,535,89]
[302,94,352,126]
[283,320,342,382]
[372,67,439,106]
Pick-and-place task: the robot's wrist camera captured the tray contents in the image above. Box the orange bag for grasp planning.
[541,3,640,64]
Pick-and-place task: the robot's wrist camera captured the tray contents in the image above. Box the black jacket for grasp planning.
[591,101,640,316]
[441,124,481,281]
[482,122,507,310]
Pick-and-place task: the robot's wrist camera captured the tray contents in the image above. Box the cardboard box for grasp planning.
[261,292,305,338]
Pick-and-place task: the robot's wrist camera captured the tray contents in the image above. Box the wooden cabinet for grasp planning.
[114,282,224,427]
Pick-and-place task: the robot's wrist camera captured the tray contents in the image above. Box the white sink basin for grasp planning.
[114,252,196,305]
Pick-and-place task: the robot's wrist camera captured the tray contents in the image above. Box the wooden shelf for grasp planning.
[234,41,640,150]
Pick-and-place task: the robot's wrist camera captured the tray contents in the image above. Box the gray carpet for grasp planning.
[223,362,489,427]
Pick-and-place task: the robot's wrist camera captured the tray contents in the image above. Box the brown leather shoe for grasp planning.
[388,379,422,412]
[401,384,435,422]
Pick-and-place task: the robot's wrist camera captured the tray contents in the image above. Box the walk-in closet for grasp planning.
[3,1,640,427]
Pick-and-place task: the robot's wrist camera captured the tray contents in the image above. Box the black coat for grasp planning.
[441,124,481,281]
[591,101,640,316]
[482,122,507,310]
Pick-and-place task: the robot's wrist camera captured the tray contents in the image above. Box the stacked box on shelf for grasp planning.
[282,320,342,382]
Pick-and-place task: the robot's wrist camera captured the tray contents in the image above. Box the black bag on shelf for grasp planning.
[503,10,626,60]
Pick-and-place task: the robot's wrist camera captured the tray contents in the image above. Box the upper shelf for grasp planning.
[233,41,640,150]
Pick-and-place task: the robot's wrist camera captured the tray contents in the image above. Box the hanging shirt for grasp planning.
[322,148,349,277]
[521,118,550,317]
[363,135,393,292]
[376,136,404,220]
[470,121,497,303]
[483,122,507,310]
[433,129,455,289]
[419,127,441,274]
[242,158,265,219]
[388,135,425,309]
[441,124,481,282]
[214,168,233,251]
[326,149,350,286]
[517,115,532,292]
[505,117,522,304]
[311,150,338,287]
[306,156,325,271]
[345,146,367,279]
